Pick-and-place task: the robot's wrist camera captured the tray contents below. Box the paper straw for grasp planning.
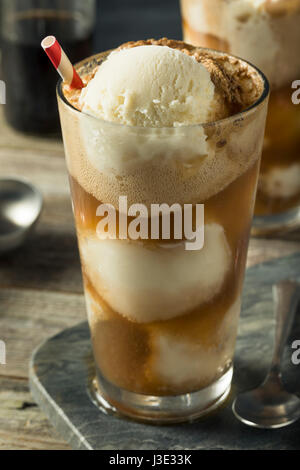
[41,36,84,89]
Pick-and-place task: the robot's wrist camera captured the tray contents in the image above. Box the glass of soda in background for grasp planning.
[0,0,96,135]
[180,0,300,234]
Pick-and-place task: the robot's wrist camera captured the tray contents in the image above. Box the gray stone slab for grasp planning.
[29,253,300,450]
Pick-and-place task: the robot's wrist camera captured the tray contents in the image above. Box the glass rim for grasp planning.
[57,46,270,131]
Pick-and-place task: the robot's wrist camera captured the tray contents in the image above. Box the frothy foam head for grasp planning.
[59,39,267,206]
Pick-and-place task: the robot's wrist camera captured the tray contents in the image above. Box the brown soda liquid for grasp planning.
[69,159,259,396]
[1,10,94,135]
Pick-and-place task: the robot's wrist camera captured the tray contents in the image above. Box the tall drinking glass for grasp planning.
[57,47,269,423]
[181,0,300,234]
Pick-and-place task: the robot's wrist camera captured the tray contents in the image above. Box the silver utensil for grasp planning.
[233,280,300,429]
[0,178,43,254]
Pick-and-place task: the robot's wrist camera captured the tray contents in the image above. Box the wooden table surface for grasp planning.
[0,106,299,450]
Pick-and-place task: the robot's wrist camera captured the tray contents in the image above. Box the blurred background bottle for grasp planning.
[0,0,96,135]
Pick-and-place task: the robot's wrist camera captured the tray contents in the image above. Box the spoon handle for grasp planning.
[270,281,300,378]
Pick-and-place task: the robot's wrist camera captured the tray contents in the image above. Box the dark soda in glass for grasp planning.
[1,9,94,135]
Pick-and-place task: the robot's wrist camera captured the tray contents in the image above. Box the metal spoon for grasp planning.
[0,178,43,254]
[233,280,300,429]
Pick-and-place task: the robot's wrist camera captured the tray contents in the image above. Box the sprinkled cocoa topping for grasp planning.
[117,38,262,114]
[63,38,264,118]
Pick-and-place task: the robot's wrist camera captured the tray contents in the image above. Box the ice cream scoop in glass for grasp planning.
[57,38,269,423]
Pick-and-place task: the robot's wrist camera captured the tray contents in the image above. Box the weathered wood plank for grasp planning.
[0,378,71,450]
[0,223,83,293]
[0,288,86,379]
[0,109,64,156]
[0,147,67,193]
[0,144,84,293]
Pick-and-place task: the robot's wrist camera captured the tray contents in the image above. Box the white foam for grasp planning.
[80,114,209,174]
[58,43,265,207]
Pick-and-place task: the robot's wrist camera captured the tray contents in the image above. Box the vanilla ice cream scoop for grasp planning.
[79,45,217,127]
[79,223,231,323]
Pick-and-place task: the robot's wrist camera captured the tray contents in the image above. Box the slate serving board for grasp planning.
[29,253,300,450]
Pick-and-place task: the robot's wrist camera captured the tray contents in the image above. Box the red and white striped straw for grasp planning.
[41,35,84,89]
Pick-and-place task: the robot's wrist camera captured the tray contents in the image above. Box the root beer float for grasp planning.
[181,0,300,231]
[53,38,269,422]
